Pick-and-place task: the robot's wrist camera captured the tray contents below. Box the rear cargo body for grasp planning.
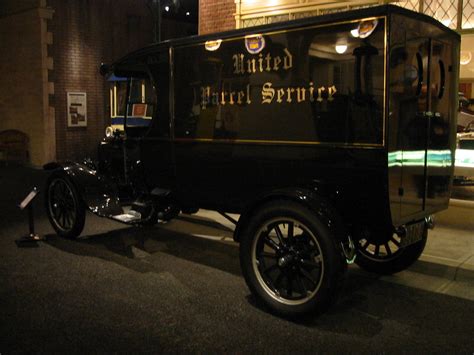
[116,5,459,236]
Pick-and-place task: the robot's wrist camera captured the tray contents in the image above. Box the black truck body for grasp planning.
[44,5,460,316]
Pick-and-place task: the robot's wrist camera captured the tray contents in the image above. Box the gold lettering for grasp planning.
[232,49,294,75]
[283,48,293,70]
[200,82,333,110]
[277,88,285,103]
[261,82,275,104]
[273,56,281,71]
[328,85,337,101]
[286,88,295,103]
[296,87,306,102]
[247,58,256,74]
[265,53,272,72]
[237,91,244,104]
[317,86,326,102]
[233,54,245,74]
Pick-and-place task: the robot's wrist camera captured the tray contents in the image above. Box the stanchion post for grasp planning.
[27,203,38,239]
[15,187,45,247]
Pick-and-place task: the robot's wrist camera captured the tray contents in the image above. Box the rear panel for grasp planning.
[388,13,459,226]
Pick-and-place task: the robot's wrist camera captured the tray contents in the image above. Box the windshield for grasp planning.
[110,76,157,131]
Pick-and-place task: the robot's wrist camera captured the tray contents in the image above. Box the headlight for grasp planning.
[105,126,114,138]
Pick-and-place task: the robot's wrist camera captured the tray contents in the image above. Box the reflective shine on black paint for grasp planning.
[100,5,459,242]
[388,13,459,227]
[172,19,385,145]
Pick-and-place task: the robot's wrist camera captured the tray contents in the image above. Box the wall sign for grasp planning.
[67,92,87,127]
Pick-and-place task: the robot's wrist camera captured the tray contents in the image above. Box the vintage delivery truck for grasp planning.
[44,5,460,316]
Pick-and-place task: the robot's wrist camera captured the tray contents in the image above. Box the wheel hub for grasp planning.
[277,246,305,269]
[278,254,295,268]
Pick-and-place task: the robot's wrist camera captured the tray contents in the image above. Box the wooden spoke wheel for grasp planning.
[45,172,85,239]
[239,200,345,317]
[355,227,428,274]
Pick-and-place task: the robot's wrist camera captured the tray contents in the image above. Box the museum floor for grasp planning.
[0,165,473,352]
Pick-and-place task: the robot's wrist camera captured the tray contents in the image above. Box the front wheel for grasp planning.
[45,172,86,239]
[239,200,345,317]
[355,226,428,275]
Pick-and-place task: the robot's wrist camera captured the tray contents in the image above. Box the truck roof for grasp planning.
[109,3,459,72]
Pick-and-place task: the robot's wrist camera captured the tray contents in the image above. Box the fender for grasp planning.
[234,187,353,261]
[44,161,123,217]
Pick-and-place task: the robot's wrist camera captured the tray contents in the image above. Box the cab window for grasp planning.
[109,76,157,130]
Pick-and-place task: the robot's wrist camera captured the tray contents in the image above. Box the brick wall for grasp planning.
[0,0,197,164]
[199,0,235,35]
[0,1,54,166]
[0,0,38,16]
[49,0,155,161]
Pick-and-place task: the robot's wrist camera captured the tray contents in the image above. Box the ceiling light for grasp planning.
[460,51,472,65]
[165,6,170,11]
[335,44,348,54]
[350,29,359,37]
[186,11,190,16]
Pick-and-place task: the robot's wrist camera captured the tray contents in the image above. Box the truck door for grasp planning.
[139,51,176,191]
[425,39,455,212]
[398,39,430,218]
[398,38,455,219]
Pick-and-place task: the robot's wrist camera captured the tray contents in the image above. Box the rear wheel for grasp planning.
[239,201,345,317]
[45,172,86,239]
[355,226,428,274]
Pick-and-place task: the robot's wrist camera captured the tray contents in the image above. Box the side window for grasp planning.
[389,39,429,150]
[109,77,156,130]
[144,79,156,117]
[115,81,128,117]
[126,78,156,127]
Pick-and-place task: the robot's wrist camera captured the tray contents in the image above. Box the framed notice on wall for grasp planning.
[67,92,87,127]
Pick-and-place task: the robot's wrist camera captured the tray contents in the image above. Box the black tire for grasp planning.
[239,200,346,317]
[355,227,428,275]
[45,171,86,239]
